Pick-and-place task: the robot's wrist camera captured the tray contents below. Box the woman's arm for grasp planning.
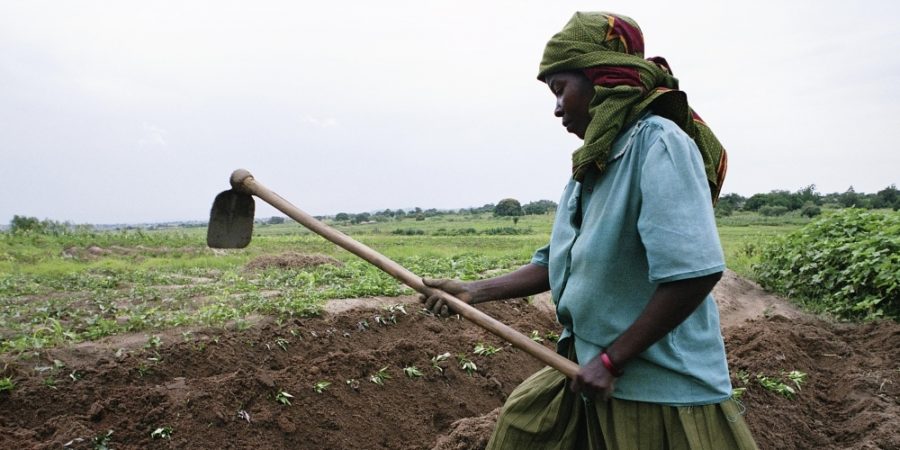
[420,263,550,316]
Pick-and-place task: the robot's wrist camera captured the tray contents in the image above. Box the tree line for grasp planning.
[7,185,898,232]
[716,185,899,217]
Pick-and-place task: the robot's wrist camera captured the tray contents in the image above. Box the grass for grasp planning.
[0,212,798,355]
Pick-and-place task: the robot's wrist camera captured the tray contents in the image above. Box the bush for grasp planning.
[391,228,424,236]
[759,205,789,217]
[754,209,899,320]
[800,203,821,218]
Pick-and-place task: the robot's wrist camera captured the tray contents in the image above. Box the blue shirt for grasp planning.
[532,114,731,405]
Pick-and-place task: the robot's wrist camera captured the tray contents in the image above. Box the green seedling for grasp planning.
[474,342,501,356]
[731,387,747,400]
[387,304,408,315]
[369,366,391,385]
[403,366,423,378]
[0,377,14,392]
[150,426,173,439]
[545,331,560,342]
[92,429,113,450]
[458,356,477,375]
[313,381,331,393]
[374,315,396,326]
[757,374,796,399]
[275,390,294,406]
[736,370,751,385]
[145,335,162,349]
[275,337,289,351]
[787,370,807,390]
[529,330,544,343]
[43,376,57,389]
[431,352,451,374]
[136,363,153,378]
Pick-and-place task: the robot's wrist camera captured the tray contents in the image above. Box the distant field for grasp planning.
[0,212,799,354]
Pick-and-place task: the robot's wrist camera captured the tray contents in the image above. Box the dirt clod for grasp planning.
[244,252,342,271]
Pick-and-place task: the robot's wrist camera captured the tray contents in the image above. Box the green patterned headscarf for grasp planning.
[539,11,727,203]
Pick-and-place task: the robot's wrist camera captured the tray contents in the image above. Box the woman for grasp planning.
[421,11,757,449]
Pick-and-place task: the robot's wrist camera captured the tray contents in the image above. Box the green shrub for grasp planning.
[759,205,789,217]
[754,209,899,320]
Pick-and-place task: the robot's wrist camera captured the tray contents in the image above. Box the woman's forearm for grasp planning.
[468,263,550,303]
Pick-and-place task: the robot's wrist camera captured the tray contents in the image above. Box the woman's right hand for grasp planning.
[418,278,475,317]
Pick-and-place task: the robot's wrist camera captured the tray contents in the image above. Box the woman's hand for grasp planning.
[418,278,475,317]
[570,353,618,400]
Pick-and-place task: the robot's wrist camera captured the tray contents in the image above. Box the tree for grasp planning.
[839,186,862,208]
[873,185,900,210]
[335,213,350,222]
[10,215,42,233]
[494,198,524,217]
[267,216,285,225]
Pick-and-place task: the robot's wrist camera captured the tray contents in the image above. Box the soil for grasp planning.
[243,252,343,271]
[1,270,898,449]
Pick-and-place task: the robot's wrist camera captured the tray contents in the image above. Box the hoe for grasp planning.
[208,169,579,378]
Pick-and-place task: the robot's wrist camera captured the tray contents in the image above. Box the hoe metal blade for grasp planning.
[207,189,255,249]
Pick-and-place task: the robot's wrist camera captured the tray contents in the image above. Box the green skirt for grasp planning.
[486,363,758,450]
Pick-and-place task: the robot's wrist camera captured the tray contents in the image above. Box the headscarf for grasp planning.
[538,12,727,203]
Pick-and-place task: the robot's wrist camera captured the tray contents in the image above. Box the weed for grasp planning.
[529,330,544,343]
[150,426,173,439]
[545,331,560,342]
[275,337,289,351]
[313,381,331,393]
[0,377,14,392]
[275,390,294,406]
[369,366,391,385]
[787,370,807,390]
[474,342,501,356]
[403,366,423,378]
[731,387,747,399]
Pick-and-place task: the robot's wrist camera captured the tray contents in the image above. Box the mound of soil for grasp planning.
[244,252,343,271]
[1,272,897,449]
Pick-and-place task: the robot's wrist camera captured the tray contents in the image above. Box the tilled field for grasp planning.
[1,276,898,449]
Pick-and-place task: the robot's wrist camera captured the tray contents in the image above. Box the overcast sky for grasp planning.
[2,0,898,224]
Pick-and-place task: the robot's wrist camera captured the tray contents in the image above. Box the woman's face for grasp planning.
[545,71,594,140]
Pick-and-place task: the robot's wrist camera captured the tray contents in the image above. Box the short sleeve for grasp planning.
[531,243,550,267]
[637,127,725,283]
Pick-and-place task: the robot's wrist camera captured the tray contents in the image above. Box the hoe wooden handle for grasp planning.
[229,169,580,379]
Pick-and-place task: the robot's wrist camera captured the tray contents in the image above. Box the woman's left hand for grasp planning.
[570,353,617,400]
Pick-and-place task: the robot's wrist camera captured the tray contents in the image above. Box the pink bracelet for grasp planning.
[600,352,623,377]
